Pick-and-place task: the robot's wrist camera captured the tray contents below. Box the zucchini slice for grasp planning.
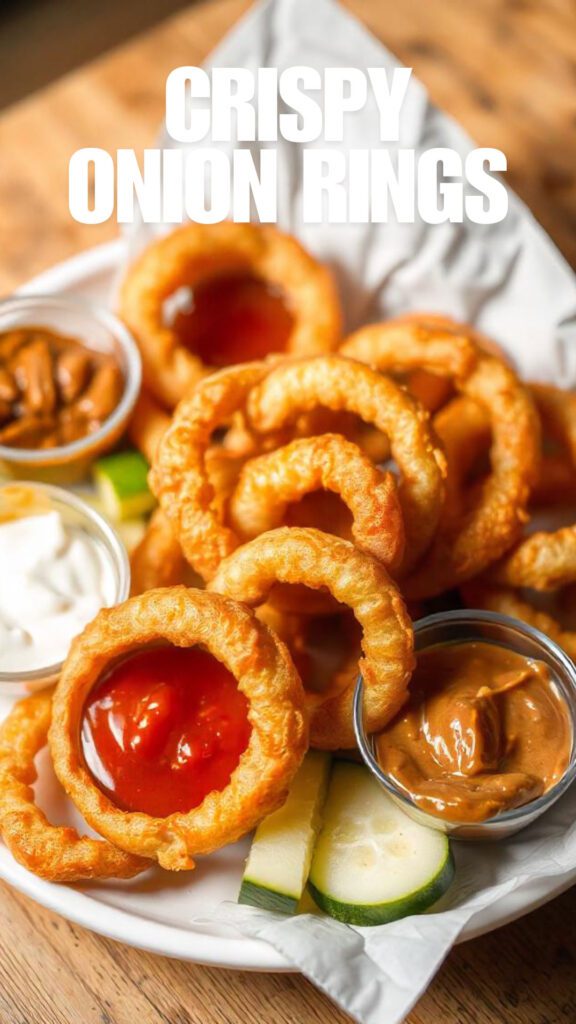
[309,762,454,926]
[93,450,155,522]
[238,751,331,914]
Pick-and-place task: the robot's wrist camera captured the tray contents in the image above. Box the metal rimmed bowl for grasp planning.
[354,609,576,841]
[0,293,141,484]
[0,481,130,694]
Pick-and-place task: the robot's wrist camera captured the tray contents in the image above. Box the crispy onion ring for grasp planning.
[49,587,308,870]
[433,393,576,513]
[433,395,492,523]
[492,525,576,592]
[132,442,249,596]
[493,385,576,590]
[130,509,187,595]
[335,312,502,462]
[147,361,341,614]
[533,455,576,507]
[340,319,478,384]
[208,527,414,750]
[128,389,171,463]
[119,223,341,408]
[462,581,576,661]
[341,321,540,598]
[243,355,446,574]
[150,362,270,580]
[0,691,149,882]
[229,433,405,572]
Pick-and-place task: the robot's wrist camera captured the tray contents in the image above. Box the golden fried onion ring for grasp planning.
[433,395,492,523]
[150,362,270,580]
[119,222,341,408]
[229,432,405,572]
[209,527,414,750]
[493,385,576,591]
[49,587,308,870]
[462,581,576,662]
[243,355,446,574]
[492,524,576,592]
[341,321,540,598]
[0,691,149,882]
[132,442,249,596]
[130,508,187,595]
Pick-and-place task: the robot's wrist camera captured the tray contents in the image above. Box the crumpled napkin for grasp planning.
[125,0,576,1019]
[196,790,576,1024]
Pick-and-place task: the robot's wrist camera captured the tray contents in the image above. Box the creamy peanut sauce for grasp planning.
[376,641,572,823]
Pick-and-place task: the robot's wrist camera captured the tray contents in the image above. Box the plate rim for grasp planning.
[0,238,571,969]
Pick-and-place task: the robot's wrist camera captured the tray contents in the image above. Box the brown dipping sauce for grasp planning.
[169,271,294,365]
[376,641,572,823]
[0,327,124,449]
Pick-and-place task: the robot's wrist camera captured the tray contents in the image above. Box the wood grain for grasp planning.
[0,1,575,1022]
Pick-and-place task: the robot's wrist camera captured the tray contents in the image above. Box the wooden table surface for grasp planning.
[1,1,576,1021]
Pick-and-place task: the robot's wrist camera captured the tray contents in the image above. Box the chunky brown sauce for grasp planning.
[377,641,572,823]
[0,327,124,449]
[169,271,294,365]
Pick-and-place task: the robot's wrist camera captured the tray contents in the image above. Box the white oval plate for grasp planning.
[0,240,573,970]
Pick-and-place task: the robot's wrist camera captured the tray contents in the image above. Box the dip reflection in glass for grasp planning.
[376,641,572,823]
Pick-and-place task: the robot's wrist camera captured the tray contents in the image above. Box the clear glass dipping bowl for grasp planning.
[0,481,130,694]
[353,609,576,841]
[0,294,141,484]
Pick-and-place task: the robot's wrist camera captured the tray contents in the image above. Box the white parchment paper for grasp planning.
[126,1,576,1020]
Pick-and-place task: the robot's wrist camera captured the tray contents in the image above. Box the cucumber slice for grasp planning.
[238,751,331,914]
[309,762,454,926]
[93,451,156,522]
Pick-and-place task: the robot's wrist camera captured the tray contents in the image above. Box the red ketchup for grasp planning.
[171,271,294,364]
[81,647,251,818]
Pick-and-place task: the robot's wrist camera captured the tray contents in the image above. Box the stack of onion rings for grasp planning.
[14,211,576,891]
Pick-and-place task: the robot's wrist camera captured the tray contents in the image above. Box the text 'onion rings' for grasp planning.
[209,527,414,750]
[49,587,308,870]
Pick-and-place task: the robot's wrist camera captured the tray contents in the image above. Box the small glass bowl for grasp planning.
[0,481,130,694]
[353,609,576,841]
[0,294,141,484]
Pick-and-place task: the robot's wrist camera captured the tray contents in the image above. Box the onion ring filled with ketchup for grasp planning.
[119,222,341,408]
[49,587,308,871]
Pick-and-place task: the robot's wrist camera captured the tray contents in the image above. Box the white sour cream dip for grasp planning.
[0,510,116,673]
